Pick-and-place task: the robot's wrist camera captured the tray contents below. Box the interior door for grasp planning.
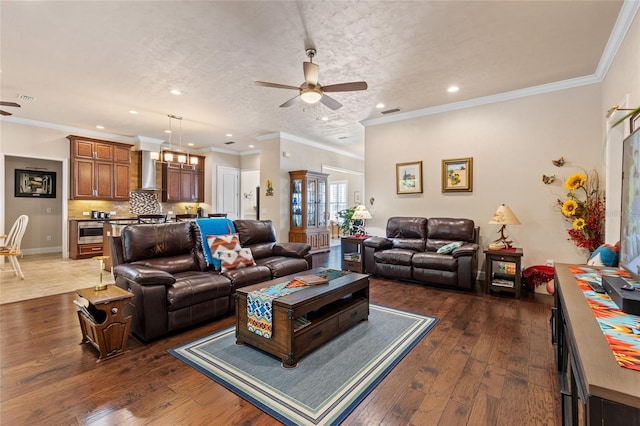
[216,166,239,219]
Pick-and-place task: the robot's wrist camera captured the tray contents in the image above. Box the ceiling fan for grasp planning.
[0,101,21,116]
[256,49,367,110]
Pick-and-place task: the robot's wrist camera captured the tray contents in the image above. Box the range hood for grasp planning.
[135,150,161,191]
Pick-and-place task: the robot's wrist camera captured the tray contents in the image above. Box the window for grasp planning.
[329,181,348,222]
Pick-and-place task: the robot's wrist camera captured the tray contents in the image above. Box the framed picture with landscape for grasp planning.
[14,169,57,198]
[442,157,473,192]
[396,161,423,194]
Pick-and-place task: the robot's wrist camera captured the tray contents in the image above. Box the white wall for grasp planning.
[364,84,604,268]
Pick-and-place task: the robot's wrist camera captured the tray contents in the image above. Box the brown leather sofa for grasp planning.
[363,217,479,290]
[111,219,311,341]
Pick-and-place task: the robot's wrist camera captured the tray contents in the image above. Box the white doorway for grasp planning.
[216,166,239,219]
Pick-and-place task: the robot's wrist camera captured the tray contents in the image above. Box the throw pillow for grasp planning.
[206,234,240,269]
[436,241,463,254]
[220,247,256,271]
[587,243,619,267]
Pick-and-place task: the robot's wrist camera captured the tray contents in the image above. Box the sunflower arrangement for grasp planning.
[557,170,605,252]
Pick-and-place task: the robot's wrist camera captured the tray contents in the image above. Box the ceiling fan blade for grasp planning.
[320,94,342,110]
[322,82,368,92]
[280,95,301,108]
[303,62,319,86]
[0,110,12,116]
[255,81,299,90]
[0,101,20,108]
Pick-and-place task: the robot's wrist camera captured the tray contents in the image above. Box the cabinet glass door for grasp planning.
[317,180,327,227]
[291,179,302,227]
[307,178,316,228]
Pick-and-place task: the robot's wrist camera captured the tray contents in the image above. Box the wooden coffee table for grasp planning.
[235,269,369,367]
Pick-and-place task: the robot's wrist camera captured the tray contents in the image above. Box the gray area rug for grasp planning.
[169,304,438,425]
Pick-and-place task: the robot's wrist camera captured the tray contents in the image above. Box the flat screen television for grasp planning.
[619,127,640,281]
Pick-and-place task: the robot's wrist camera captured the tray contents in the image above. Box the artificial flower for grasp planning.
[556,169,605,253]
[572,218,586,229]
[564,173,586,191]
[561,200,578,216]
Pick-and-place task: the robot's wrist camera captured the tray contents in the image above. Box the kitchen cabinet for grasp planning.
[161,152,205,202]
[288,170,330,253]
[68,135,133,201]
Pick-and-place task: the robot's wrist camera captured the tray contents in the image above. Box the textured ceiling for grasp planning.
[0,1,624,157]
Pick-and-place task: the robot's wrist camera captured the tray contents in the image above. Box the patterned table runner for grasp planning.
[247,269,349,339]
[568,265,640,371]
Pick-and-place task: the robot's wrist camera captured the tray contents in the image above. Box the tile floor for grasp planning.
[0,253,103,305]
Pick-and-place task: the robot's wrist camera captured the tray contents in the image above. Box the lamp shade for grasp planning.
[488,204,521,225]
[352,205,372,220]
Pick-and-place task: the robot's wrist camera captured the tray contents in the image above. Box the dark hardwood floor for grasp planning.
[0,248,560,425]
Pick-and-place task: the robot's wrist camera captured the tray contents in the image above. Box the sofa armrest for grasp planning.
[452,243,479,258]
[273,242,311,258]
[363,236,393,250]
[113,264,177,286]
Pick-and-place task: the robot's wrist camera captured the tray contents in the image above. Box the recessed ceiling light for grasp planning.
[376,103,385,109]
[165,130,171,134]
[447,86,459,93]
[129,110,138,114]
[170,89,181,95]
[225,133,233,137]
[249,144,255,148]
[96,125,104,129]
[187,143,194,147]
[321,116,329,121]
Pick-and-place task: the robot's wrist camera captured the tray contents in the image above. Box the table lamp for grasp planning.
[488,204,521,249]
[351,205,372,236]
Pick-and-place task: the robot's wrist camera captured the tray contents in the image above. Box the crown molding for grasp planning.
[595,0,640,80]
[256,131,364,160]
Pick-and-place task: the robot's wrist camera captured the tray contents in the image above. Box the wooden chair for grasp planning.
[0,215,29,280]
[175,214,197,222]
[137,214,168,223]
[207,213,228,218]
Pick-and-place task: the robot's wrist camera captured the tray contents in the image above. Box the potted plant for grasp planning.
[337,206,357,236]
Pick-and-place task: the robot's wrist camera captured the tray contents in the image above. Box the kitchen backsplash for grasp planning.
[68,197,203,219]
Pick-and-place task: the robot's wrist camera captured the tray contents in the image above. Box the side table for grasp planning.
[76,285,133,361]
[484,248,524,298]
[341,236,367,273]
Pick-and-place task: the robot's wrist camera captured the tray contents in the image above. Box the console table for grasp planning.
[553,264,640,424]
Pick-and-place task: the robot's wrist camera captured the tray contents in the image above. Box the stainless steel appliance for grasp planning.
[78,221,104,244]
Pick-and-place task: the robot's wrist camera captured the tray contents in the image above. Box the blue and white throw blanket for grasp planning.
[195,218,236,268]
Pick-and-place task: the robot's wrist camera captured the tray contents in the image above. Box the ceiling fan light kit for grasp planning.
[256,48,367,110]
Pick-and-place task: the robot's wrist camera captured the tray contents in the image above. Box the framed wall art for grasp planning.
[442,157,473,192]
[14,169,57,198]
[396,161,423,194]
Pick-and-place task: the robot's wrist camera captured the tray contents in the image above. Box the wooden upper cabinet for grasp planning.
[161,153,205,202]
[68,135,132,200]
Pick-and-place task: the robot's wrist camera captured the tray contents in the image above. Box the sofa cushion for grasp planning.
[255,256,309,278]
[392,238,426,252]
[412,252,457,272]
[374,249,415,266]
[436,241,463,254]
[249,242,277,260]
[426,218,475,252]
[131,254,199,275]
[234,219,277,246]
[122,222,198,270]
[222,265,272,290]
[166,271,232,311]
[220,247,256,271]
[386,217,428,239]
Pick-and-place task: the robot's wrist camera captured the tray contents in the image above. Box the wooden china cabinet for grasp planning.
[68,135,133,200]
[288,170,330,253]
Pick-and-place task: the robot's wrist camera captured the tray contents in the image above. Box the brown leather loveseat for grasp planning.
[363,217,479,290]
[111,219,311,341]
